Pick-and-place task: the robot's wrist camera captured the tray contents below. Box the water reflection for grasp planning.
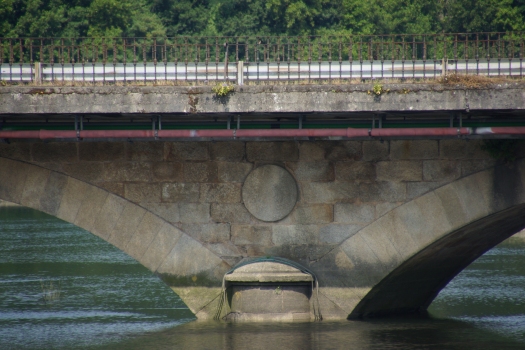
[94,318,524,350]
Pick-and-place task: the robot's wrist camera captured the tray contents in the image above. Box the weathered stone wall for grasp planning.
[5,138,525,320]
[0,139,496,267]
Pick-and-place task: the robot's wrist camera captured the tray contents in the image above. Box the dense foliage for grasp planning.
[1,0,525,37]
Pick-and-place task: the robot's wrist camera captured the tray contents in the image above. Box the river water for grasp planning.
[1,205,525,349]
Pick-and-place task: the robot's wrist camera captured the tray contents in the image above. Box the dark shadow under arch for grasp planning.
[349,203,525,319]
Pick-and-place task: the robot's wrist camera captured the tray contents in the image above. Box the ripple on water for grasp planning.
[2,206,525,349]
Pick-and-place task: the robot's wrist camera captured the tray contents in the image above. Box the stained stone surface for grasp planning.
[242,165,298,222]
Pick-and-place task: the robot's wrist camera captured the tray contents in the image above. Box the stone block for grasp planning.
[56,178,89,223]
[335,162,375,182]
[152,162,183,182]
[91,194,127,240]
[140,224,183,271]
[394,192,454,251]
[0,158,29,204]
[434,184,470,230]
[79,142,125,162]
[32,142,77,163]
[209,142,245,161]
[364,207,418,264]
[358,182,406,202]
[73,186,109,232]
[40,172,68,215]
[179,203,211,223]
[156,234,224,277]
[362,141,389,161]
[291,204,333,224]
[200,183,241,203]
[298,142,326,161]
[288,161,334,182]
[423,160,460,181]
[272,225,318,245]
[172,285,226,319]
[231,225,273,245]
[461,159,496,177]
[218,162,253,182]
[242,244,269,256]
[406,181,445,199]
[0,142,30,161]
[440,139,490,159]
[376,161,422,181]
[324,141,362,161]
[124,183,161,203]
[125,212,166,261]
[339,234,389,286]
[204,242,244,263]
[447,171,493,222]
[356,223,404,272]
[268,244,334,263]
[166,142,209,161]
[98,182,124,197]
[20,167,51,210]
[517,141,525,158]
[319,224,362,244]
[106,202,147,251]
[246,142,298,162]
[316,287,362,318]
[301,182,359,203]
[181,223,230,243]
[142,202,180,223]
[390,140,438,160]
[375,202,401,217]
[334,203,375,224]
[35,162,63,173]
[211,203,252,223]
[104,162,152,182]
[183,162,218,182]
[62,162,105,183]
[126,142,164,162]
[162,183,200,202]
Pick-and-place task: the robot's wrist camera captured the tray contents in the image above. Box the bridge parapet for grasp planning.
[1,83,525,117]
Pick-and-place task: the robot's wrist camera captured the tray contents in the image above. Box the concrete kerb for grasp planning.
[5,83,525,115]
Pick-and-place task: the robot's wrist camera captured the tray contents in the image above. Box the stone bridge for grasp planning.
[1,138,524,320]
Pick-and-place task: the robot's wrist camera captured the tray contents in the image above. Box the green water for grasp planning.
[1,206,525,349]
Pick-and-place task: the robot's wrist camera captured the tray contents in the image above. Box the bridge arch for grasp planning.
[315,158,525,319]
[0,156,230,319]
[3,153,525,321]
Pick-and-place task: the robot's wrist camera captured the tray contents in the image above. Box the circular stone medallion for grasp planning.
[242,165,298,222]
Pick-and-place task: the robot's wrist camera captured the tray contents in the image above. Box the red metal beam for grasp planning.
[1,127,525,140]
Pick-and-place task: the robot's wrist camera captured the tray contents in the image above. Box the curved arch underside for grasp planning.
[0,157,230,319]
[315,159,525,319]
[349,203,525,318]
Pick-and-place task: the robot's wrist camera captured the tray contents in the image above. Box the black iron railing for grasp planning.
[0,33,523,84]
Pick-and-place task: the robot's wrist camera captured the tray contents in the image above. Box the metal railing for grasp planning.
[0,33,524,84]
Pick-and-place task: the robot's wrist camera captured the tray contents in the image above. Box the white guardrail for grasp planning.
[1,59,523,84]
